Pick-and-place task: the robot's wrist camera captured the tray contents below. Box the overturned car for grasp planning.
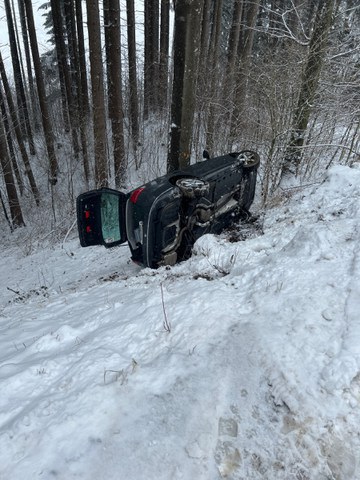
[76,150,260,268]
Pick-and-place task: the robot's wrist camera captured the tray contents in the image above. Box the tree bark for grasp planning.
[17,0,39,132]
[179,0,203,167]
[51,0,80,159]
[168,0,203,169]
[74,0,90,185]
[75,0,90,118]
[126,0,140,152]
[24,0,59,185]
[284,0,335,175]
[0,50,40,204]
[168,0,188,171]
[5,0,35,154]
[205,0,224,153]
[159,0,170,111]
[104,0,126,187]
[0,83,24,195]
[50,0,70,131]
[0,113,25,228]
[230,0,260,143]
[144,0,159,117]
[86,0,108,187]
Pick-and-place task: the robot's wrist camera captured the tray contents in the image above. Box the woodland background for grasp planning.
[0,0,359,241]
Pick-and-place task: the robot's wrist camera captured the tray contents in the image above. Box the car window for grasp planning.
[100,192,121,244]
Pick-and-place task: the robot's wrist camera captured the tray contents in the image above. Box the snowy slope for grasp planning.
[1,164,360,480]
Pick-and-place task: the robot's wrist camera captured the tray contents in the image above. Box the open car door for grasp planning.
[76,188,128,248]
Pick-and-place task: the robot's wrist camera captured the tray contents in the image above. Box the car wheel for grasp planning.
[237,151,260,169]
[176,177,210,198]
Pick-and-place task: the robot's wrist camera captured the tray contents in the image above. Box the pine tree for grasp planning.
[86,0,108,187]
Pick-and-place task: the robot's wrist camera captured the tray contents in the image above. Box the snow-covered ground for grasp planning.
[1,164,360,479]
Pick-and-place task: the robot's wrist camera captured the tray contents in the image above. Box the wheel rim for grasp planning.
[178,178,206,189]
[238,152,256,166]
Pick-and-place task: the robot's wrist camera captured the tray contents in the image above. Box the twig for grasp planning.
[7,287,20,295]
[160,283,171,333]
[62,218,77,249]
[279,181,321,192]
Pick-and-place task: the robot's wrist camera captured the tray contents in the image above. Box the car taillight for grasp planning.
[130,187,145,204]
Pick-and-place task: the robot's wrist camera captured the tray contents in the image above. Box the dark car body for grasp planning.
[77,150,260,268]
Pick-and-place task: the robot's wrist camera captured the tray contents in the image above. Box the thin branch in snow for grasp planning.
[160,283,171,333]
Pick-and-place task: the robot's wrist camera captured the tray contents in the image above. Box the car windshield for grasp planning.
[100,192,121,244]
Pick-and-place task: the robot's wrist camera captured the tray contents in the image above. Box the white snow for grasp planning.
[1,164,360,479]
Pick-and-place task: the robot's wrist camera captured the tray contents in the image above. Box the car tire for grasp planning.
[176,177,210,198]
[237,151,260,169]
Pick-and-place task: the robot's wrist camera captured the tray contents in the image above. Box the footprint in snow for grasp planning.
[214,416,241,478]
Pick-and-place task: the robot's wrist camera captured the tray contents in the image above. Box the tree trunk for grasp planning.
[50,0,71,131]
[205,0,224,153]
[126,0,140,153]
[5,0,35,154]
[179,0,203,167]
[0,83,24,195]
[75,0,90,118]
[0,50,40,204]
[144,0,159,117]
[24,0,59,185]
[104,0,126,187]
[51,0,80,159]
[0,113,25,228]
[17,0,39,132]
[159,0,170,112]
[199,0,212,67]
[168,0,188,171]
[74,0,90,185]
[226,0,244,80]
[63,0,78,95]
[168,0,203,169]
[284,0,335,175]
[86,0,108,187]
[230,0,260,143]
[223,0,244,142]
